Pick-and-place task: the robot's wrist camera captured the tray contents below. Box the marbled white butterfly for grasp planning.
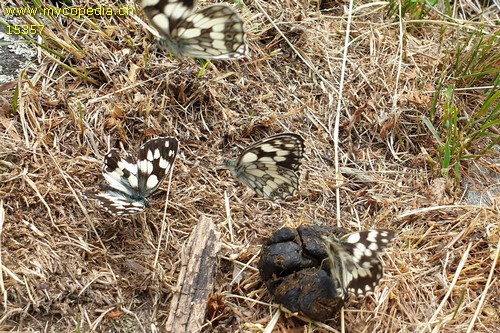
[140,0,248,59]
[223,133,305,200]
[323,230,396,297]
[83,137,178,216]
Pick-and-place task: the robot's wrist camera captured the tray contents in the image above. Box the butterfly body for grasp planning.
[83,137,178,216]
[141,0,247,59]
[323,229,396,297]
[224,133,305,200]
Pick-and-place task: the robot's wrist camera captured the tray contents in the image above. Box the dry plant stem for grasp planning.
[22,172,57,230]
[263,309,280,333]
[334,0,356,226]
[224,190,234,242]
[16,74,29,147]
[42,141,106,249]
[386,1,404,161]
[421,242,472,333]
[88,307,145,332]
[229,251,259,285]
[153,164,176,277]
[253,0,337,100]
[399,205,471,218]
[336,0,356,330]
[0,200,5,309]
[87,75,162,104]
[466,238,500,333]
[165,216,221,333]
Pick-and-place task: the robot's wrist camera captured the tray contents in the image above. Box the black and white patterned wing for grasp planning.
[140,0,247,59]
[224,133,305,200]
[136,137,178,197]
[82,148,147,216]
[101,148,140,195]
[82,191,148,216]
[83,137,178,216]
[324,230,396,297]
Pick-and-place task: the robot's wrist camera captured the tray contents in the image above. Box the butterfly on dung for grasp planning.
[83,137,178,216]
[223,133,305,201]
[323,229,396,297]
[140,0,248,59]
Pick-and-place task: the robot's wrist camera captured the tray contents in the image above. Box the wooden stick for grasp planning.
[165,216,221,333]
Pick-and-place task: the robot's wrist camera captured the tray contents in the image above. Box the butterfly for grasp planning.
[323,229,396,297]
[83,137,178,216]
[223,133,305,200]
[140,0,248,59]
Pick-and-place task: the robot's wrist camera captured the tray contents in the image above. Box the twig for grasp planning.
[165,216,221,333]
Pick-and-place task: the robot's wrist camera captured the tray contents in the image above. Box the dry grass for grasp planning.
[1,0,499,332]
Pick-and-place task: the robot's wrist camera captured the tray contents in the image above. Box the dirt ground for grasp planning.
[0,0,498,332]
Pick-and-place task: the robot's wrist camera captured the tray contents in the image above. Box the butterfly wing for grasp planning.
[324,230,396,297]
[141,0,195,37]
[233,162,300,200]
[225,133,305,200]
[101,148,140,196]
[168,5,247,59]
[82,148,146,216]
[136,137,179,197]
[82,191,147,216]
[83,137,178,216]
[141,0,247,59]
